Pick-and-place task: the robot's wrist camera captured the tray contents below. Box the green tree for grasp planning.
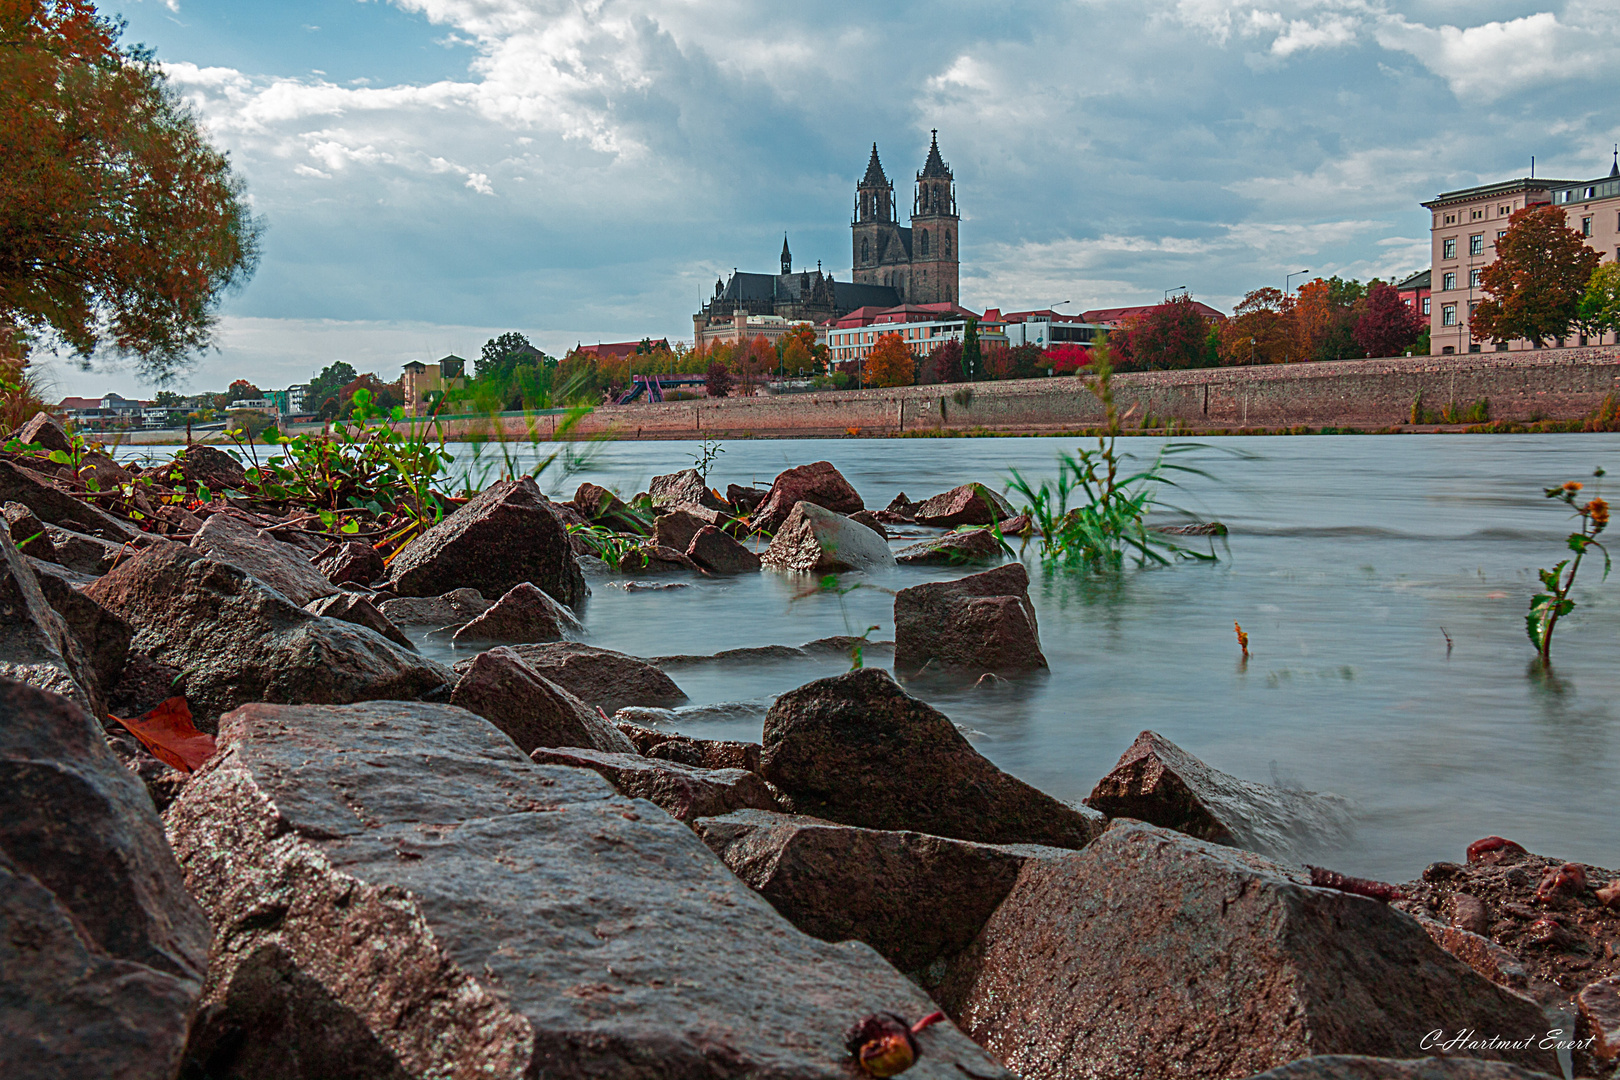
[1578,263,1620,338]
[478,331,540,380]
[0,0,261,381]
[961,317,981,380]
[1472,205,1602,347]
[307,361,357,415]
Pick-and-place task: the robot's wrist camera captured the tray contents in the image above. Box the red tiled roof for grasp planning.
[57,397,98,410]
[580,339,669,360]
[1083,301,1226,325]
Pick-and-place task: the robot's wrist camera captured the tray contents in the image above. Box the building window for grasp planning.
[1470,269,1482,288]
[1442,271,1457,291]
[1421,297,1431,315]
[1471,209,1483,220]
[1444,213,1457,225]
[1443,238,1456,259]
[1442,304,1457,326]
[919,230,929,255]
[1499,204,1510,215]
[1469,234,1483,255]
[1582,217,1593,237]
[1498,230,1507,242]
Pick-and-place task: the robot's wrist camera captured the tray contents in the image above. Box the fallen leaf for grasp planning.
[109,697,215,773]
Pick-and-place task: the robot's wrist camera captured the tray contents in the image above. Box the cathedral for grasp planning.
[692,133,962,347]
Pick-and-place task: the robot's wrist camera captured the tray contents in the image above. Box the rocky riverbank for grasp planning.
[2,411,1618,1079]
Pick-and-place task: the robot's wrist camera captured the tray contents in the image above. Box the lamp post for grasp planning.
[1164,286,1186,302]
[1286,270,1310,295]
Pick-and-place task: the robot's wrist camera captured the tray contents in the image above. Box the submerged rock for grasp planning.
[452,582,584,644]
[496,642,689,713]
[761,501,896,574]
[531,746,778,822]
[894,527,1005,566]
[379,587,490,628]
[893,563,1046,677]
[760,668,1102,849]
[911,484,1015,527]
[751,461,864,534]
[0,681,210,1080]
[1084,729,1354,861]
[686,524,761,574]
[651,508,711,553]
[166,700,1008,1080]
[449,647,634,755]
[937,821,1558,1080]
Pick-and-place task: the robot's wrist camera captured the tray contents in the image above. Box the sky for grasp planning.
[40,0,1620,399]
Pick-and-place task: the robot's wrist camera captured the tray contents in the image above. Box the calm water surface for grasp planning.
[173,435,1620,879]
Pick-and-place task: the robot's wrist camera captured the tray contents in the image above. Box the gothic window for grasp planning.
[920,230,929,255]
[943,232,951,256]
[861,238,870,262]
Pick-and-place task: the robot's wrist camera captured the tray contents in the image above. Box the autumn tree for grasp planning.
[0,0,261,380]
[1114,296,1218,370]
[922,338,964,384]
[776,323,821,376]
[1471,205,1602,348]
[1046,343,1090,374]
[866,332,915,387]
[227,378,261,401]
[307,361,357,415]
[1219,288,1296,364]
[1353,281,1425,358]
[1292,277,1366,361]
[705,360,732,398]
[1578,263,1620,340]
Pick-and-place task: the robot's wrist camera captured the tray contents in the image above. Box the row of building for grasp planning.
[57,386,312,429]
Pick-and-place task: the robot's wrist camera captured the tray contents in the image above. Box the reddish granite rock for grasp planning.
[379,587,490,628]
[0,458,143,543]
[1239,1058,1560,1080]
[652,508,711,553]
[613,718,761,771]
[937,822,1558,1080]
[726,483,769,514]
[479,642,688,713]
[11,410,72,454]
[620,542,703,574]
[165,700,1007,1080]
[304,592,415,650]
[894,526,1004,566]
[1083,729,1353,861]
[388,477,588,609]
[648,468,728,513]
[1578,975,1620,1061]
[685,524,760,575]
[177,445,247,491]
[893,562,1046,677]
[761,501,896,574]
[311,540,385,587]
[911,484,1015,527]
[0,681,210,1080]
[571,482,648,534]
[452,582,583,643]
[847,509,889,538]
[0,530,95,711]
[760,668,1102,849]
[30,558,132,700]
[192,513,338,606]
[693,809,1054,972]
[449,647,634,755]
[751,461,865,534]
[4,500,56,560]
[531,746,777,822]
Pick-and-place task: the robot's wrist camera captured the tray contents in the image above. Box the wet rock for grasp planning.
[0,529,94,710]
[192,513,339,607]
[911,484,1015,527]
[613,718,761,771]
[686,524,762,574]
[4,499,56,560]
[761,668,1103,849]
[761,501,897,574]
[1578,975,1620,1061]
[1450,892,1491,936]
[304,592,415,650]
[752,461,865,534]
[652,508,710,553]
[882,492,917,521]
[1158,520,1229,536]
[1408,913,1540,997]
[30,559,131,698]
[0,680,210,1079]
[726,483,769,514]
[531,746,777,822]
[571,481,648,534]
[0,458,142,543]
[847,509,888,538]
[388,476,588,609]
[648,468,728,513]
[1239,1058,1560,1080]
[178,445,247,491]
[452,582,583,644]
[379,587,490,628]
[1083,729,1354,862]
[937,821,1558,1080]
[84,544,452,727]
[693,809,1053,972]
[489,642,688,713]
[311,539,385,587]
[167,699,1006,1080]
[619,542,703,574]
[893,563,1047,677]
[449,647,634,754]
[894,526,1004,566]
[1000,512,1033,537]
[78,450,130,490]
[11,410,72,453]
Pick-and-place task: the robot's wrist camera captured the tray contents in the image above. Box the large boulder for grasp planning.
[497,642,688,712]
[614,718,760,772]
[310,540,385,587]
[1084,729,1354,861]
[894,526,1005,566]
[11,410,73,454]
[571,482,648,534]
[686,524,761,574]
[761,668,1103,849]
[1240,1059,1559,1080]
[168,700,1010,1080]
[893,562,1047,677]
[761,501,897,574]
[911,484,1016,527]
[531,746,778,822]
[303,592,414,650]
[751,461,864,534]
[0,458,143,542]
[191,513,339,607]
[448,647,634,755]
[648,468,729,514]
[387,476,588,609]
[693,809,1050,973]
[379,587,490,628]
[30,559,131,698]
[0,529,93,710]
[177,445,247,491]
[936,822,1558,1080]
[84,545,452,727]
[652,508,711,553]
[452,582,583,643]
[0,681,210,1079]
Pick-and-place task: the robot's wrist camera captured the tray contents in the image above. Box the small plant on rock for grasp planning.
[1527,469,1610,665]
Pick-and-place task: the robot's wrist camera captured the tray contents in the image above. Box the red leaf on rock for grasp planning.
[110,697,215,773]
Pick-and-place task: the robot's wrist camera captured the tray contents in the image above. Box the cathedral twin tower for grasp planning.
[851,131,960,307]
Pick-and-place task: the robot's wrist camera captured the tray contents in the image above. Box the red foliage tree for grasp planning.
[921,338,964,383]
[1472,205,1602,347]
[981,343,1014,380]
[704,360,732,398]
[228,379,261,400]
[1114,296,1218,370]
[0,0,260,379]
[1046,343,1090,374]
[1353,282,1425,358]
[1219,288,1296,364]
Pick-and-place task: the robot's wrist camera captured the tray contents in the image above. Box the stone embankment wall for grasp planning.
[532,345,1620,438]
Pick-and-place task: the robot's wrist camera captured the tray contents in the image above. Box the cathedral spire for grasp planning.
[862,143,888,186]
[1610,145,1618,178]
[919,129,951,179]
[781,233,791,274]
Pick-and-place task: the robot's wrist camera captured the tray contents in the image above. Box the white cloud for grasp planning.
[1373,10,1611,100]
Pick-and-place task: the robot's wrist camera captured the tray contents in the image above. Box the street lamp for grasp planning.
[1286,270,1310,295]
[1164,286,1187,302]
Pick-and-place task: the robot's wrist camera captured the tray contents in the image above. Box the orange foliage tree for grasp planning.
[866,332,915,387]
[0,0,261,379]
[1472,205,1603,347]
[1219,288,1296,364]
